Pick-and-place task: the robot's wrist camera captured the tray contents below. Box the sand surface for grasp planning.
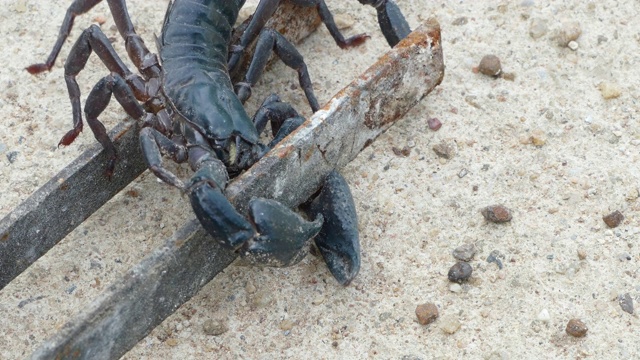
[1,0,639,359]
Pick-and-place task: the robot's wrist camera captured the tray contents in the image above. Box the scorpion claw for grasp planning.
[190,180,255,250]
[241,198,323,267]
[309,171,361,286]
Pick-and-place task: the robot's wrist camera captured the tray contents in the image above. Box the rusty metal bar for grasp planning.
[29,19,444,360]
[0,2,321,291]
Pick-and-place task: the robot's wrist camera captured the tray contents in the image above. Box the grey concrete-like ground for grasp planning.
[1,0,639,358]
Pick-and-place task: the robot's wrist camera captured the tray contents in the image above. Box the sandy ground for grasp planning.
[1,0,640,359]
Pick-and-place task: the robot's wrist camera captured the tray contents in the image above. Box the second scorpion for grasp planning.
[27,0,411,285]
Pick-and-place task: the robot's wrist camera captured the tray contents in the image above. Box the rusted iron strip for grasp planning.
[0,120,146,290]
[30,19,444,360]
[0,3,320,291]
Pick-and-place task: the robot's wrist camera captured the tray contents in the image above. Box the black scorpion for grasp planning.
[27,0,410,285]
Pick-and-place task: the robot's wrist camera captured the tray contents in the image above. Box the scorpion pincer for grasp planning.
[27,0,411,285]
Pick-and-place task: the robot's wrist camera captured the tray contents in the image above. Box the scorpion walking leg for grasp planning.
[58,24,139,148]
[80,73,146,177]
[235,29,320,112]
[358,0,411,47]
[26,0,103,74]
[228,0,370,73]
[252,94,301,136]
[139,128,188,188]
[308,0,370,48]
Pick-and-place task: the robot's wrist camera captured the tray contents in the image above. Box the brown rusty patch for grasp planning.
[1,232,8,242]
[111,121,136,142]
[174,238,186,248]
[275,144,296,159]
[303,146,315,162]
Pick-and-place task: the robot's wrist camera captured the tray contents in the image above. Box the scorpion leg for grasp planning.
[235,28,320,112]
[358,0,411,47]
[228,0,369,73]
[79,73,146,177]
[300,0,370,49]
[57,24,138,148]
[228,0,280,73]
[139,127,188,189]
[252,94,301,136]
[26,0,103,74]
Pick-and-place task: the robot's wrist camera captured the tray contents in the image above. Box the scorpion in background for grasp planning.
[27,0,411,285]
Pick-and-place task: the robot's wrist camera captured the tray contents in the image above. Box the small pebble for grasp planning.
[452,243,476,262]
[14,0,27,12]
[577,248,587,260]
[618,293,634,314]
[93,15,107,25]
[481,205,512,223]
[529,130,546,146]
[432,140,457,159]
[487,250,504,269]
[478,55,502,77]
[439,316,461,334]
[529,18,548,39]
[392,146,411,157]
[449,283,462,293]
[448,262,473,283]
[598,82,622,99]
[427,117,442,131]
[618,293,633,315]
[566,319,588,337]
[203,319,228,336]
[250,290,274,310]
[415,303,439,325]
[165,338,178,347]
[537,309,550,323]
[6,151,18,163]
[245,281,256,294]
[602,210,624,228]
[451,17,468,26]
[334,13,355,30]
[567,41,579,51]
[617,252,631,261]
[279,319,295,331]
[312,295,325,305]
[554,21,582,47]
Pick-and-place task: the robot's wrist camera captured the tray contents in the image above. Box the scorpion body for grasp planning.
[28,0,411,285]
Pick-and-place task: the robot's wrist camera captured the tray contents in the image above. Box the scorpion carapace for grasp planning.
[27,0,412,286]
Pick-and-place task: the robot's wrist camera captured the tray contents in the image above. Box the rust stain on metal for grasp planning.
[362,19,443,130]
[303,146,314,162]
[275,145,296,159]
